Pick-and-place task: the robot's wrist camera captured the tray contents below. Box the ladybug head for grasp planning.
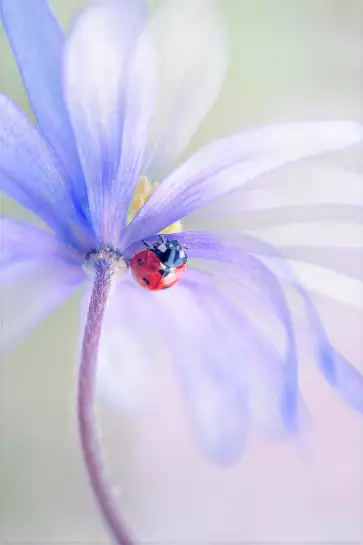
[153,237,188,268]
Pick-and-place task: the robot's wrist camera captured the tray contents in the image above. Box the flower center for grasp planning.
[127,175,182,234]
[85,245,128,275]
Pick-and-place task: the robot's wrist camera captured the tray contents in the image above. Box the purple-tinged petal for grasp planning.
[264,258,363,310]
[88,276,164,412]
[320,350,363,414]
[154,275,249,465]
[63,0,154,243]
[183,270,310,441]
[183,166,363,272]
[300,289,363,415]
[247,221,363,264]
[252,237,363,413]
[92,272,249,463]
[144,0,228,181]
[187,167,363,223]
[180,230,363,415]
[126,230,362,304]
[0,0,86,202]
[159,230,299,433]
[0,217,82,266]
[115,32,157,241]
[94,264,306,460]
[187,204,362,233]
[0,218,84,353]
[122,122,363,248]
[0,94,93,252]
[177,228,363,309]
[187,208,363,282]
[0,260,83,354]
[260,246,363,280]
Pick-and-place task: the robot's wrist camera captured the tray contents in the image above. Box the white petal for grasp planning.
[145,0,228,180]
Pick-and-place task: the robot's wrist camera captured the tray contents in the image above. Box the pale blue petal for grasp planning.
[0,94,93,251]
[122,122,363,248]
[63,0,154,244]
[0,0,86,202]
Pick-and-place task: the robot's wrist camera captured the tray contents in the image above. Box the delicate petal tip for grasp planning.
[328,352,363,415]
[299,287,363,414]
[318,344,363,415]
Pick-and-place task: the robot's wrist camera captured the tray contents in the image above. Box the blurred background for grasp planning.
[1,0,362,543]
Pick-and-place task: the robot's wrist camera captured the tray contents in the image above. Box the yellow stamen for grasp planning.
[127,175,183,235]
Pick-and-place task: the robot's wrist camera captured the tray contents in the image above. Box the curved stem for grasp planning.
[78,263,134,544]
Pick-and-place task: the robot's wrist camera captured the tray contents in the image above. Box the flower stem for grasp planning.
[78,263,134,544]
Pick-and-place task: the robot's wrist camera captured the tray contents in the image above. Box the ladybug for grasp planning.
[130,235,188,291]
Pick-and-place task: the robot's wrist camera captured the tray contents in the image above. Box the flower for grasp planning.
[1,5,363,541]
[2,0,363,541]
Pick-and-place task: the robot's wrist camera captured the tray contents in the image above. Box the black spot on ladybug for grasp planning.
[137,258,143,266]
[142,277,150,285]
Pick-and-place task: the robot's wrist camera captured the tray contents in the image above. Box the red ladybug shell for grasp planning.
[130,249,187,291]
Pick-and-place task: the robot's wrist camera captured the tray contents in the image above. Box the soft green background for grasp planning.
[1,1,362,543]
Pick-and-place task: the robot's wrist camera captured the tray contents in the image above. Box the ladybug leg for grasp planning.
[142,239,151,248]
[159,234,165,243]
